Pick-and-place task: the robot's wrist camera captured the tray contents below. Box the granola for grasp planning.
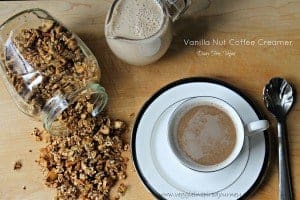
[3,16,128,200]
[3,19,99,115]
[36,95,128,200]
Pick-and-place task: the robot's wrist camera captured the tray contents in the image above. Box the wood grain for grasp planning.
[0,0,299,199]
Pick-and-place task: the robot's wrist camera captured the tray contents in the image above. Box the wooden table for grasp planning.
[0,0,299,199]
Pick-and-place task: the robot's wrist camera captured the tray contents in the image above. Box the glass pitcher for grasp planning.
[105,0,210,66]
[0,9,108,135]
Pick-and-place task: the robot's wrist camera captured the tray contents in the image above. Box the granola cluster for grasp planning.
[4,19,99,114]
[37,95,128,200]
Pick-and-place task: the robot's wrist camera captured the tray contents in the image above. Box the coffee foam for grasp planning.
[109,0,164,39]
[175,104,237,166]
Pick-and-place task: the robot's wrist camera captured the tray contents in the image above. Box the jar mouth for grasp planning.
[41,83,108,135]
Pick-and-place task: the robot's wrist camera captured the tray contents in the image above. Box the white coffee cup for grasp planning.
[168,96,269,172]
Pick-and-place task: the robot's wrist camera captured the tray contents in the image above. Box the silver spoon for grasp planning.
[263,77,294,200]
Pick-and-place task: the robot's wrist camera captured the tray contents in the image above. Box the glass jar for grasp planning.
[0,9,108,135]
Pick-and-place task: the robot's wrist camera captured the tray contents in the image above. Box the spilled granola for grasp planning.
[35,95,128,199]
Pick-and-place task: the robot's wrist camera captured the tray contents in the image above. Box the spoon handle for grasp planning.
[278,122,293,200]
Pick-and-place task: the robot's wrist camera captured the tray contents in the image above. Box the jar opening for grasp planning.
[41,83,108,135]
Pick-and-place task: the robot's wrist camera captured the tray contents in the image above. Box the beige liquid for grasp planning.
[105,0,172,66]
[107,0,164,39]
[177,105,236,166]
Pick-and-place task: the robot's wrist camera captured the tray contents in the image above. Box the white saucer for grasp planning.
[132,78,270,200]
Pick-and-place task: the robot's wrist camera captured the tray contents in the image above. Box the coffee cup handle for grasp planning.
[245,120,269,137]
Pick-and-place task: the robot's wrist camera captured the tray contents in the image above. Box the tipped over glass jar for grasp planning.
[0,9,108,135]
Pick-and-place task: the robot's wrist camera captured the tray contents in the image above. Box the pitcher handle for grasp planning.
[164,0,192,21]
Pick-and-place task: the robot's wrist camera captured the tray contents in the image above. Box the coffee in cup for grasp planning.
[168,96,269,172]
[177,105,237,166]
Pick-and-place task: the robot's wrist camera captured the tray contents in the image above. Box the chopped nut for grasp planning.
[118,183,127,195]
[113,120,126,130]
[67,38,78,51]
[39,147,48,157]
[75,62,85,73]
[65,160,77,168]
[40,20,54,32]
[86,102,93,114]
[38,157,48,168]
[99,125,110,135]
[46,168,58,182]
[112,195,120,200]
[123,144,129,151]
[117,171,127,180]
[80,113,87,119]
[13,160,23,170]
[33,127,43,141]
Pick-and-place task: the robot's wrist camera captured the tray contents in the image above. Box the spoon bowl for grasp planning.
[263,77,294,121]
